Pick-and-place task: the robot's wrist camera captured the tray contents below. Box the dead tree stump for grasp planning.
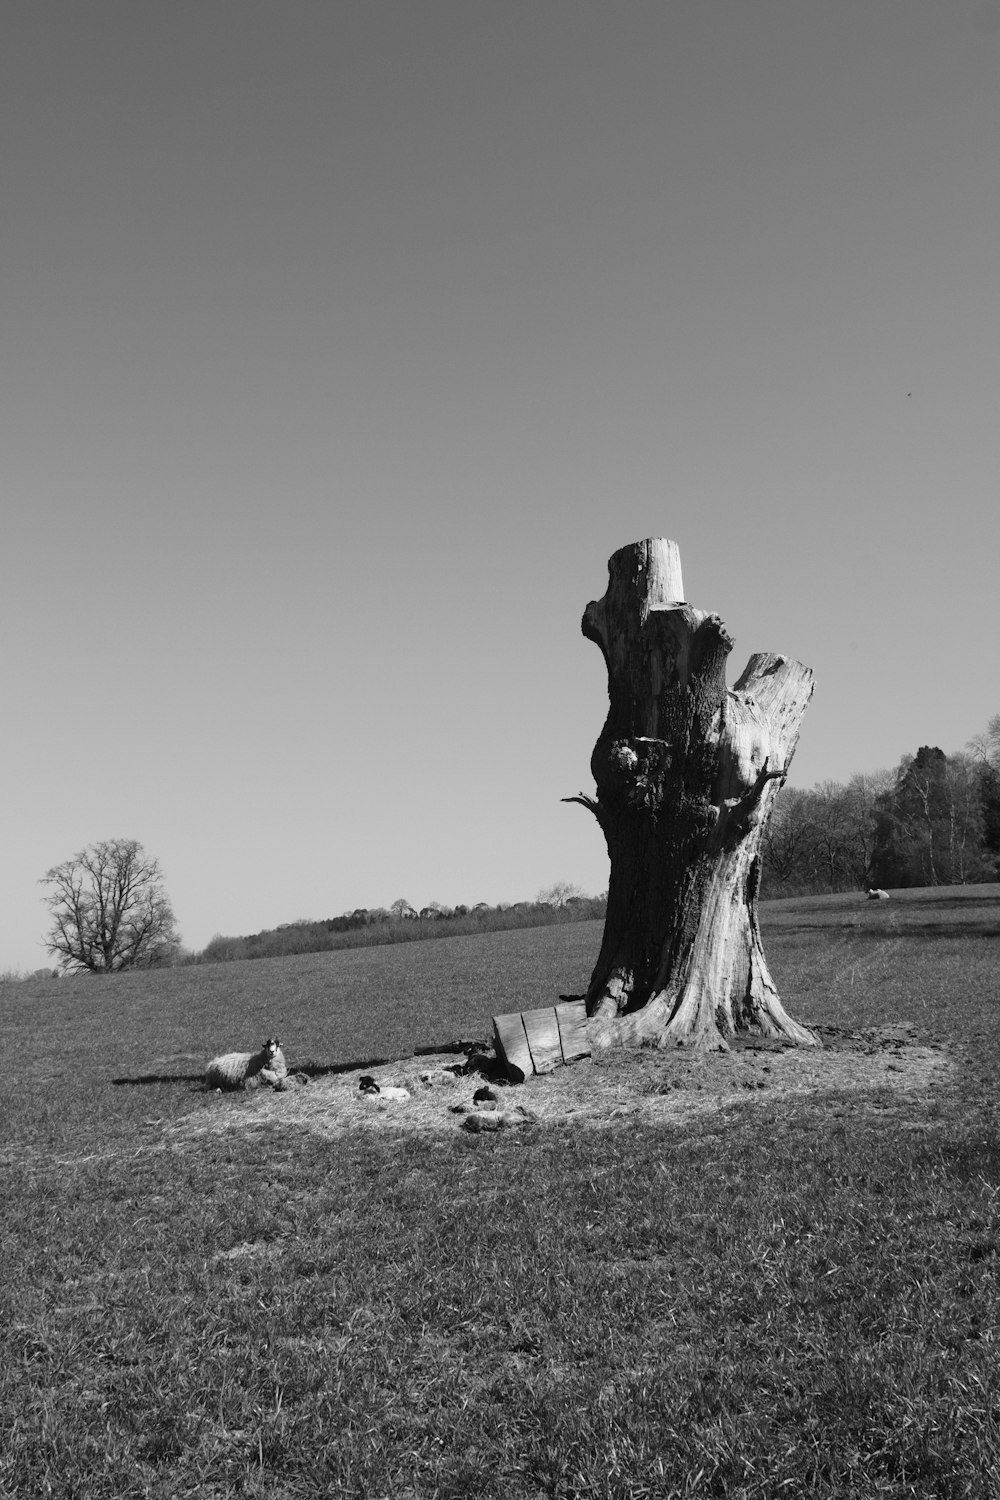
[569,538,819,1051]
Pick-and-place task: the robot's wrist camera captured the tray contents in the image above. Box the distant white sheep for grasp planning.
[206,1036,288,1092]
[867,888,890,901]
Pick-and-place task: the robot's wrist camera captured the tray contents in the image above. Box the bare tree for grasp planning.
[967,716,1000,877]
[41,839,180,973]
[967,713,1000,771]
[762,785,809,890]
[840,771,894,889]
[942,753,991,884]
[806,781,854,891]
[537,881,584,907]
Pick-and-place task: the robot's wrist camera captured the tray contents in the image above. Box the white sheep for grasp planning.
[205,1036,288,1092]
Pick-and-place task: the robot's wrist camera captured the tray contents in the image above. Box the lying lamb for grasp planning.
[358,1075,410,1101]
[206,1036,288,1092]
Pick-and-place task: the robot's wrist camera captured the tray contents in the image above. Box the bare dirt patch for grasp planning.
[170,1022,953,1146]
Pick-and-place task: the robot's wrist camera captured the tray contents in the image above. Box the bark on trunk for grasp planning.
[571,538,819,1051]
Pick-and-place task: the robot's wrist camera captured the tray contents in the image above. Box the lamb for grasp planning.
[358,1075,410,1101]
[205,1036,288,1092]
[418,1066,459,1088]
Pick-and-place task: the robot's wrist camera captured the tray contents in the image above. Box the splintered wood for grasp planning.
[493,1000,591,1083]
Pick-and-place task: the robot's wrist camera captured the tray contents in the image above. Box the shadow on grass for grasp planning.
[907,894,1000,910]
[111,1055,397,1088]
[775,920,1000,939]
[921,1135,1000,1188]
[112,1036,504,1089]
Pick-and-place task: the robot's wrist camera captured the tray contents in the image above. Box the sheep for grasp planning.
[357,1075,410,1101]
[461,1104,537,1132]
[418,1066,460,1088]
[206,1036,288,1092]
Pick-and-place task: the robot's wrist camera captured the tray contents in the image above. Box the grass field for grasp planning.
[3,888,1000,1498]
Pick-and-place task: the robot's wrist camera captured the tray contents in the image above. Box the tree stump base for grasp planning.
[570,538,819,1052]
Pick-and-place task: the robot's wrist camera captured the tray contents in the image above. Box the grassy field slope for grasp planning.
[2,887,1000,1498]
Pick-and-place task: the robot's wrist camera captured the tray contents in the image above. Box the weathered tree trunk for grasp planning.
[570,539,819,1051]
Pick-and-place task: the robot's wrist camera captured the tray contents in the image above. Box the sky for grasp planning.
[2,1,999,971]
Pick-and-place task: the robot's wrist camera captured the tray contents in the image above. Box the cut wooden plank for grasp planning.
[521,1007,563,1075]
[493,1012,533,1084]
[555,1000,591,1064]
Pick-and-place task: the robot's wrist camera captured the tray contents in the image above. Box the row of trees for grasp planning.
[198,884,606,965]
[762,715,1000,895]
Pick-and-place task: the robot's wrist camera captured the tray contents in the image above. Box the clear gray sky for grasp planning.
[3,2,998,969]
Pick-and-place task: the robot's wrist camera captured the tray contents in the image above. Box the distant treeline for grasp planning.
[189,894,608,965]
[762,715,1000,897]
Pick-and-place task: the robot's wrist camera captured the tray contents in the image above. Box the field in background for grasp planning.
[3,888,1000,1497]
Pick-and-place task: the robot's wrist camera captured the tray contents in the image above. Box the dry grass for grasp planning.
[174,1022,953,1147]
